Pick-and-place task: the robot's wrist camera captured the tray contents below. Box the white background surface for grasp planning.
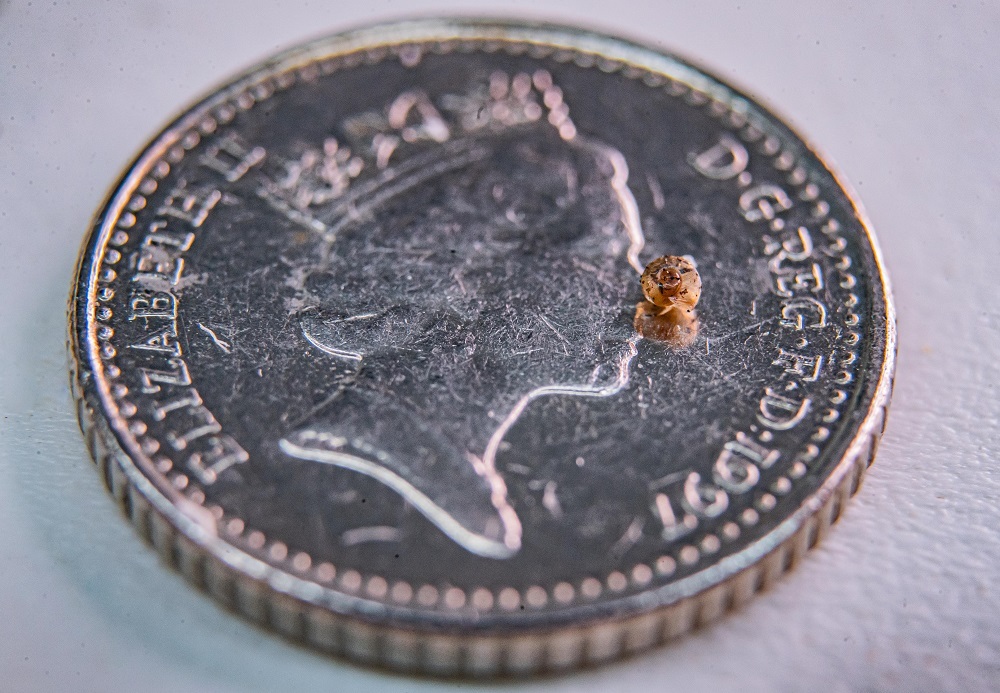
[2,1,998,691]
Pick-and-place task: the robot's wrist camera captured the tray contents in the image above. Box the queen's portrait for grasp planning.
[262,70,653,559]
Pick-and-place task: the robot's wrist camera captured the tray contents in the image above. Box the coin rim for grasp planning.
[68,16,896,675]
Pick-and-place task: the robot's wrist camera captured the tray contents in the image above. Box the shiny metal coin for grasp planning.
[70,18,895,676]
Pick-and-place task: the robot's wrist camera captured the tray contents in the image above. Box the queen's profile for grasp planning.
[262,70,651,558]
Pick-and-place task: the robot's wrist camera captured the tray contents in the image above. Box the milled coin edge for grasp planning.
[67,369,892,676]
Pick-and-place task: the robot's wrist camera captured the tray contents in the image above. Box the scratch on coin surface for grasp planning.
[196,323,232,354]
[257,188,331,234]
[302,325,363,361]
[450,267,468,295]
[687,210,720,240]
[611,516,645,557]
[329,312,379,324]
[706,319,777,347]
[535,312,569,345]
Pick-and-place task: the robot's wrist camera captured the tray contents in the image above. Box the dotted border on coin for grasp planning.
[87,37,867,616]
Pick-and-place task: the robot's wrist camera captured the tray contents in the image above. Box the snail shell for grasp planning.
[635,255,701,346]
[634,299,698,347]
[639,255,701,317]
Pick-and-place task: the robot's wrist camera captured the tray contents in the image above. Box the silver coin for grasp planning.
[69,18,895,676]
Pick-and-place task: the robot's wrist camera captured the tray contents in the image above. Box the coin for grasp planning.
[69,18,895,676]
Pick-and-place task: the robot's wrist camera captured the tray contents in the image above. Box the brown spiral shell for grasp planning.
[639,255,701,316]
[635,255,701,346]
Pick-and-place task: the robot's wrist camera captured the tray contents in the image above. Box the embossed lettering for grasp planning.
[780,226,813,260]
[128,324,180,357]
[780,297,828,330]
[650,471,698,541]
[689,134,749,180]
[152,388,202,421]
[767,226,815,265]
[165,405,222,450]
[200,134,265,182]
[138,357,191,394]
[758,388,812,430]
[682,472,729,518]
[773,348,823,382]
[739,184,793,222]
[187,434,249,484]
[653,491,697,541]
[128,290,177,320]
[134,247,185,286]
[144,221,195,251]
[156,181,222,227]
[773,262,824,297]
[712,433,779,493]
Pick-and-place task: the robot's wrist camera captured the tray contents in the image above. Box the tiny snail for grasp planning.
[639,255,701,318]
[634,255,701,347]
